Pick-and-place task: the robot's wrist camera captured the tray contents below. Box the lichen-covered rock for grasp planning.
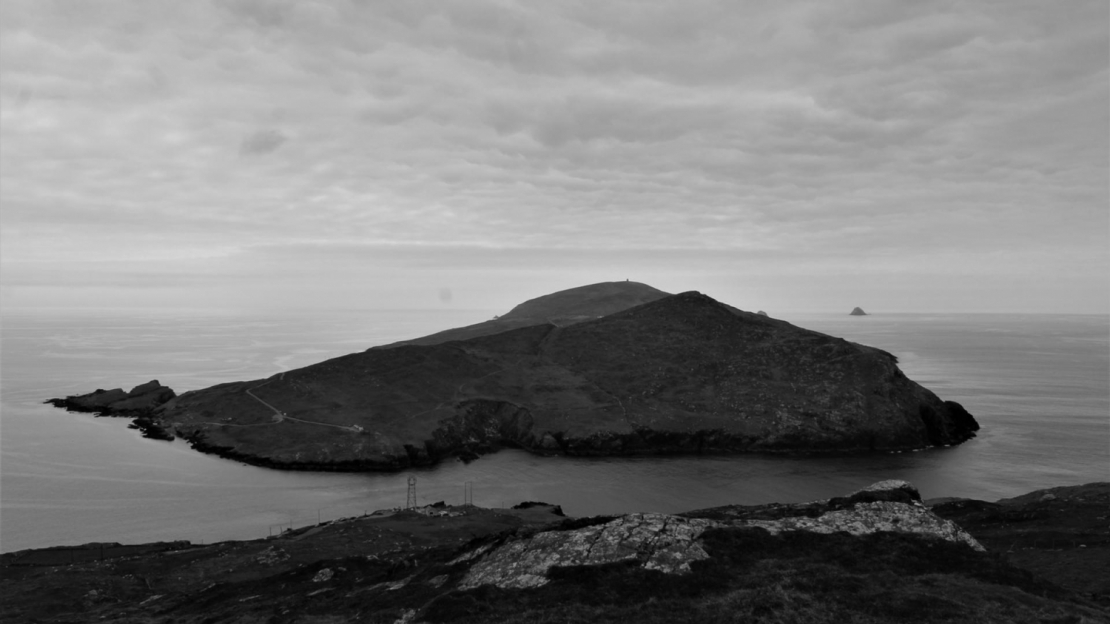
[457,481,985,591]
[833,479,923,506]
[459,513,719,590]
[743,501,984,551]
[684,479,924,522]
[854,479,919,498]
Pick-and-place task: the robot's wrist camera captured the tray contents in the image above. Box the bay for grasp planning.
[1,308,1106,553]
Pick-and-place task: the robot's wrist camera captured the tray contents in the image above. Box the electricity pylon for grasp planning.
[406,476,417,509]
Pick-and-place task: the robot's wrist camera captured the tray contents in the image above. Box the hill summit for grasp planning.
[50,284,978,470]
[383,281,670,347]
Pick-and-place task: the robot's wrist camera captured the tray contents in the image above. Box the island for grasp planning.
[850,306,868,316]
[3,481,1106,623]
[48,282,978,471]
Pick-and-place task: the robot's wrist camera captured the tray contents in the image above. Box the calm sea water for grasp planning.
[2,308,1107,553]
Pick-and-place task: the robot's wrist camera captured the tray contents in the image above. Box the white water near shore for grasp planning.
[2,308,1106,553]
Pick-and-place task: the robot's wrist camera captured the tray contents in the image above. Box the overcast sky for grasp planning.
[1,0,1107,314]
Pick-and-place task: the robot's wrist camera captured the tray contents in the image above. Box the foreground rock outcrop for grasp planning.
[48,283,978,471]
[459,481,983,591]
[457,513,721,590]
[4,481,1105,624]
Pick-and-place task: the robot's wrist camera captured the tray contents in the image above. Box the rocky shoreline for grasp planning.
[3,481,1106,623]
[45,380,177,441]
[48,385,977,473]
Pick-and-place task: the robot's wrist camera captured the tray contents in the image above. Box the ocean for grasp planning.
[1,308,1107,553]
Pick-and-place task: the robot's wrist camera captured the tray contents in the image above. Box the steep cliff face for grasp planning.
[50,286,978,470]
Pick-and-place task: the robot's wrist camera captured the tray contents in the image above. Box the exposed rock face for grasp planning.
[457,481,983,590]
[48,285,978,470]
[48,381,175,417]
[460,513,718,589]
[850,307,868,316]
[47,381,177,440]
[743,502,983,551]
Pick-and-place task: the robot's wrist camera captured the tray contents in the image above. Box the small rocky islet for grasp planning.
[3,481,1107,623]
[47,281,978,471]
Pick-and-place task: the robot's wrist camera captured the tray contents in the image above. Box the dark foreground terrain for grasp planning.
[929,483,1110,600]
[3,482,1106,624]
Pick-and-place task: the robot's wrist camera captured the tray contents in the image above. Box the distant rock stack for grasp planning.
[757,310,769,317]
[850,307,868,316]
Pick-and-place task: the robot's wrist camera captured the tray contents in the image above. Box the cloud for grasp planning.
[1,0,1106,312]
[239,128,287,155]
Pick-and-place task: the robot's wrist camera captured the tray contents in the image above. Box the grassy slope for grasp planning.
[930,483,1110,598]
[380,281,671,347]
[160,291,973,466]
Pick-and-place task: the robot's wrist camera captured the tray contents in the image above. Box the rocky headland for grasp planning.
[3,481,1106,623]
[47,282,977,471]
[46,380,177,441]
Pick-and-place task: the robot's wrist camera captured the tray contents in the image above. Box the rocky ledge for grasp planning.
[3,481,1105,624]
[458,480,983,591]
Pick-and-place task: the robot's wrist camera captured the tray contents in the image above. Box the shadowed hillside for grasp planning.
[56,286,980,471]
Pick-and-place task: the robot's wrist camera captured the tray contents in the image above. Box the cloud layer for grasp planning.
[2,0,1107,312]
